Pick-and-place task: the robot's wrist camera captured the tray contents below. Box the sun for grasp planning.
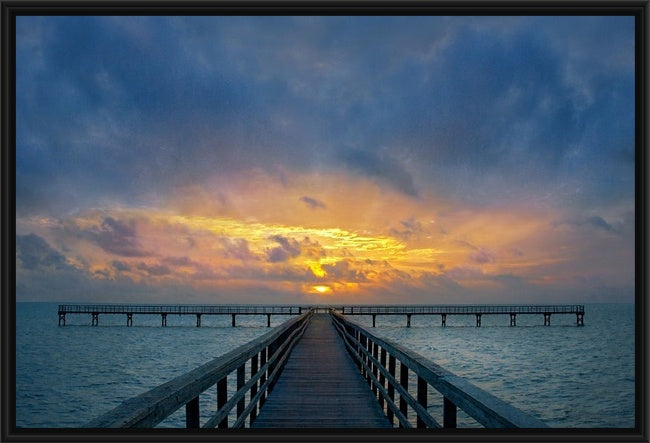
[312,285,332,294]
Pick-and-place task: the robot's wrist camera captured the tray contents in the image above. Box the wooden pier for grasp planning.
[58,304,585,327]
[85,309,551,429]
[337,304,586,327]
[251,314,391,428]
[57,304,303,327]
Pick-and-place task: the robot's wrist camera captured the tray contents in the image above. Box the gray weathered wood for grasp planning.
[85,312,311,428]
[331,311,548,429]
[252,315,391,428]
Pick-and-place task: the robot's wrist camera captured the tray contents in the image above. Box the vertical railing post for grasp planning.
[399,362,408,425]
[217,376,228,428]
[388,354,396,424]
[250,354,259,426]
[443,397,457,428]
[268,339,280,393]
[355,329,362,371]
[237,363,245,420]
[360,333,368,381]
[185,396,200,428]
[372,342,379,397]
[260,347,267,406]
[379,348,387,410]
[417,376,427,428]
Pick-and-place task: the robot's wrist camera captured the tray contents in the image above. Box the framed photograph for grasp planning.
[3,2,646,442]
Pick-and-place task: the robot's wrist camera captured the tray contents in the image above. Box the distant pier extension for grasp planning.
[58,304,585,327]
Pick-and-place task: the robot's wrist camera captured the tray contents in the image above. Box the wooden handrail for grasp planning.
[337,305,584,314]
[330,310,548,428]
[85,311,313,428]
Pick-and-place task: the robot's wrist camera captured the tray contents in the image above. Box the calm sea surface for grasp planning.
[16,303,634,428]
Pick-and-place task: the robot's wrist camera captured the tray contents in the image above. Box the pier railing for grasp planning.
[330,310,548,428]
[338,304,584,314]
[85,310,313,428]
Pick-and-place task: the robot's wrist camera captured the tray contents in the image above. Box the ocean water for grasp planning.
[15,303,634,428]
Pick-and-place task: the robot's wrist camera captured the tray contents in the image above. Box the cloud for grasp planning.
[552,215,618,234]
[469,247,496,264]
[300,196,327,210]
[16,233,70,271]
[218,237,258,261]
[266,235,302,263]
[136,262,172,276]
[339,148,419,197]
[321,259,369,283]
[84,217,150,257]
[586,216,615,233]
[390,216,424,240]
[111,260,131,272]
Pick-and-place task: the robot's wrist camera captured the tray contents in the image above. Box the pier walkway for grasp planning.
[85,309,550,430]
[252,314,391,428]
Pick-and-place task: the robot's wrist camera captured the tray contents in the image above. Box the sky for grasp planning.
[15,15,635,305]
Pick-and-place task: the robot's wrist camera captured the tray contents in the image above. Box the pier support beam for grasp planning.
[161,314,167,327]
[58,313,66,326]
[91,313,99,326]
[196,314,202,327]
[576,313,584,326]
[510,313,516,327]
[441,314,446,327]
[126,313,133,327]
[543,313,551,326]
[475,314,481,327]
[231,314,236,327]
[372,314,376,327]
[298,307,302,314]
[406,314,411,328]
[267,313,271,327]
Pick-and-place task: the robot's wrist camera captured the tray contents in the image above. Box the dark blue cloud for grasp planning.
[300,196,327,210]
[17,234,70,271]
[15,16,634,214]
[339,148,418,197]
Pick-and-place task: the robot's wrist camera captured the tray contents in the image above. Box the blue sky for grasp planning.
[15,16,636,304]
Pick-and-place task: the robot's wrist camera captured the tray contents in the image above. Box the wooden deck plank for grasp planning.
[252,314,391,428]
